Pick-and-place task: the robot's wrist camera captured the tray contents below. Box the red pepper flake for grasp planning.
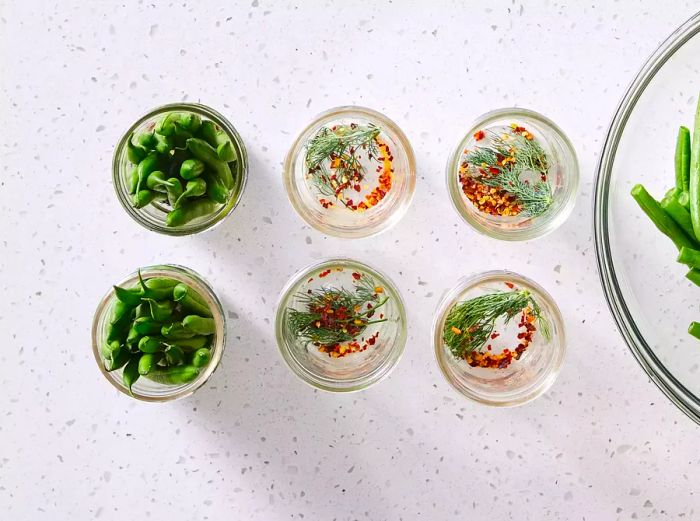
[352,272,362,280]
[464,307,538,369]
[504,282,515,289]
[474,130,486,141]
[319,269,331,278]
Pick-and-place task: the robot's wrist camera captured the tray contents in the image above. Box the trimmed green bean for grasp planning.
[631,184,697,250]
[203,172,229,204]
[169,336,210,352]
[104,348,130,372]
[660,197,695,240]
[174,178,207,209]
[144,298,174,322]
[689,322,700,340]
[173,283,212,317]
[186,138,234,189]
[689,94,700,240]
[676,126,691,191]
[122,355,141,394]
[145,365,200,385]
[686,268,700,287]
[138,352,163,375]
[161,322,197,340]
[165,345,185,365]
[191,348,211,368]
[146,170,178,192]
[138,335,167,354]
[678,246,700,268]
[180,158,205,180]
[166,199,218,227]
[127,134,146,164]
[182,315,215,335]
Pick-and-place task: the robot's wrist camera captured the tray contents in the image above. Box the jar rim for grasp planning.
[274,257,407,392]
[112,102,248,236]
[283,105,416,239]
[91,264,226,402]
[432,269,566,406]
[446,107,579,241]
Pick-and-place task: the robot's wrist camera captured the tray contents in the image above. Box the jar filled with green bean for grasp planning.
[112,103,248,235]
[92,265,226,401]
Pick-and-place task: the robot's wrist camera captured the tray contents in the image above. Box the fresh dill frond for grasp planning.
[286,275,389,347]
[443,289,549,358]
[463,127,553,217]
[479,167,553,217]
[304,124,381,205]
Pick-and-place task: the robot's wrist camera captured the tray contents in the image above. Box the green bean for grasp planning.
[127,134,147,164]
[203,172,229,204]
[155,113,180,137]
[144,298,174,322]
[146,170,178,192]
[165,177,183,207]
[138,272,179,300]
[676,126,691,191]
[180,158,205,180]
[136,131,157,150]
[686,268,700,287]
[689,94,700,240]
[177,113,202,133]
[145,365,200,385]
[660,197,695,240]
[165,345,185,365]
[132,316,163,335]
[126,325,142,347]
[186,138,234,189]
[138,352,163,375]
[631,184,697,250]
[198,120,221,148]
[101,340,122,362]
[138,335,167,354]
[166,199,218,227]
[133,189,157,209]
[689,322,700,339]
[217,141,236,162]
[191,347,211,368]
[106,301,133,343]
[128,169,139,195]
[679,191,690,209]
[169,336,210,351]
[105,348,131,372]
[134,303,150,319]
[161,322,197,340]
[122,355,141,394]
[174,178,207,209]
[154,132,174,154]
[198,120,236,161]
[182,315,215,335]
[135,152,160,194]
[678,246,700,268]
[173,283,213,317]
[113,285,143,307]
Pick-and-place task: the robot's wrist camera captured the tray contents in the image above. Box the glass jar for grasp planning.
[446,108,579,241]
[91,264,226,401]
[112,103,248,235]
[432,270,565,406]
[275,258,407,392]
[284,106,416,238]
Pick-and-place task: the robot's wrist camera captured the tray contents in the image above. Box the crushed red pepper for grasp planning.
[464,307,537,369]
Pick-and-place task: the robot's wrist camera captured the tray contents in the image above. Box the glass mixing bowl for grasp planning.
[594,12,700,423]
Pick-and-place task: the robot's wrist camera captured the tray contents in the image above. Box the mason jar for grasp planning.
[92,264,226,401]
[112,103,248,235]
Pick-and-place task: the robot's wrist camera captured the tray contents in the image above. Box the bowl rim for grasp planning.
[593,11,700,424]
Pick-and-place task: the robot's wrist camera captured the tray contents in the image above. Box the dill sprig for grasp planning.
[443,289,550,358]
[464,129,553,217]
[286,275,388,346]
[304,124,380,205]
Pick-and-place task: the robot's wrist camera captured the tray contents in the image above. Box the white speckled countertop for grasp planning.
[1,1,698,519]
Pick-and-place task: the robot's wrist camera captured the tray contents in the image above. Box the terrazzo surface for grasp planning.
[1,1,699,519]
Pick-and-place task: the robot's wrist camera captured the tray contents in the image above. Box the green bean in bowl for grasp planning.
[92,265,226,401]
[113,103,248,235]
